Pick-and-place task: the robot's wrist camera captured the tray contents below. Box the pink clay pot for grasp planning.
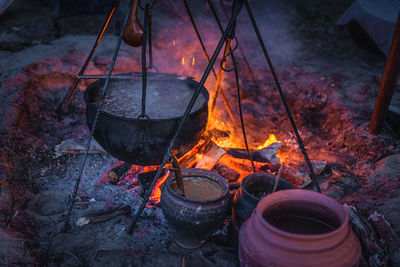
[239,189,361,267]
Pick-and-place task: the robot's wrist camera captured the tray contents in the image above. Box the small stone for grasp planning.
[369,154,400,191]
[213,162,240,182]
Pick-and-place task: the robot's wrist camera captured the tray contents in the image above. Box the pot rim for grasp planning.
[256,189,349,240]
[165,168,229,204]
[84,72,209,122]
[240,172,294,203]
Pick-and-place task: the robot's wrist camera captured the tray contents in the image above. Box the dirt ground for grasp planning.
[0,0,400,265]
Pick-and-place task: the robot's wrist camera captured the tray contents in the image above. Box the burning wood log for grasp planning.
[226,142,281,165]
[108,162,132,184]
[280,166,312,188]
[251,143,282,164]
[343,204,390,266]
[76,206,131,227]
[278,160,326,188]
[194,141,226,170]
[179,137,212,168]
[54,138,107,158]
[213,162,240,182]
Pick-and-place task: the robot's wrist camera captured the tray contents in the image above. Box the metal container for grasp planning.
[232,172,294,230]
[84,73,209,166]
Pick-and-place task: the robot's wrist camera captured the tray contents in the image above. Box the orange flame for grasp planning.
[257,134,280,150]
[192,57,195,66]
[181,57,185,65]
[149,171,169,203]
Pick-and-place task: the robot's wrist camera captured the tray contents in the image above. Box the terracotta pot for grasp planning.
[160,168,230,249]
[239,189,361,267]
[233,172,294,230]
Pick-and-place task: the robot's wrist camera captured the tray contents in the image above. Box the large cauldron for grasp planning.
[84,73,209,166]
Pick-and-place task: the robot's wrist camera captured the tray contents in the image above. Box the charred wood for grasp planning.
[343,204,390,267]
[76,206,131,227]
[54,138,107,158]
[108,162,132,184]
[213,162,240,182]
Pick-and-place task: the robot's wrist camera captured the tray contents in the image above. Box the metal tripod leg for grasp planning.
[56,0,122,115]
[182,0,238,129]
[62,0,135,232]
[127,1,244,235]
[243,0,320,192]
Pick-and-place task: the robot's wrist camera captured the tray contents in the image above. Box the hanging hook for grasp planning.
[220,37,239,72]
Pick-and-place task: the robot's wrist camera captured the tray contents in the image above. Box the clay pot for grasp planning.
[160,168,230,249]
[233,172,294,230]
[239,189,361,267]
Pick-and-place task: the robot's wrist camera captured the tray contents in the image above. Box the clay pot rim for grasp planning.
[240,172,295,203]
[165,168,229,204]
[256,189,349,240]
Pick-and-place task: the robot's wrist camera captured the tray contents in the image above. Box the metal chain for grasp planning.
[140,4,150,118]
[148,7,154,70]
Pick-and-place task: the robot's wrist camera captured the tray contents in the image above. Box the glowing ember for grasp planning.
[149,171,169,203]
[257,134,281,150]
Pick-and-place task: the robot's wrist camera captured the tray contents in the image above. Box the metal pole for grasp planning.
[182,0,238,129]
[63,0,136,232]
[369,11,400,134]
[128,1,243,234]
[213,0,259,89]
[243,0,321,192]
[56,0,122,115]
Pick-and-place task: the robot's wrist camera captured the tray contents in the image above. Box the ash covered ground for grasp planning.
[0,0,400,265]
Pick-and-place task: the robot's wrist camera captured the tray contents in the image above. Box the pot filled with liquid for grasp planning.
[239,189,361,267]
[160,168,230,249]
[84,72,209,165]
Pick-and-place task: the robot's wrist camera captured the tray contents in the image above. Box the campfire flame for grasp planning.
[257,134,280,150]
[149,171,169,203]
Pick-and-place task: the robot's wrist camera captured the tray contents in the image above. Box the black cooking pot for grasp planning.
[232,172,295,230]
[84,73,209,166]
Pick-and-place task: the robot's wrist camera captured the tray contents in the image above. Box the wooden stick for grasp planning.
[209,38,237,130]
[76,206,131,226]
[369,11,400,134]
[171,155,185,197]
[272,162,285,193]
